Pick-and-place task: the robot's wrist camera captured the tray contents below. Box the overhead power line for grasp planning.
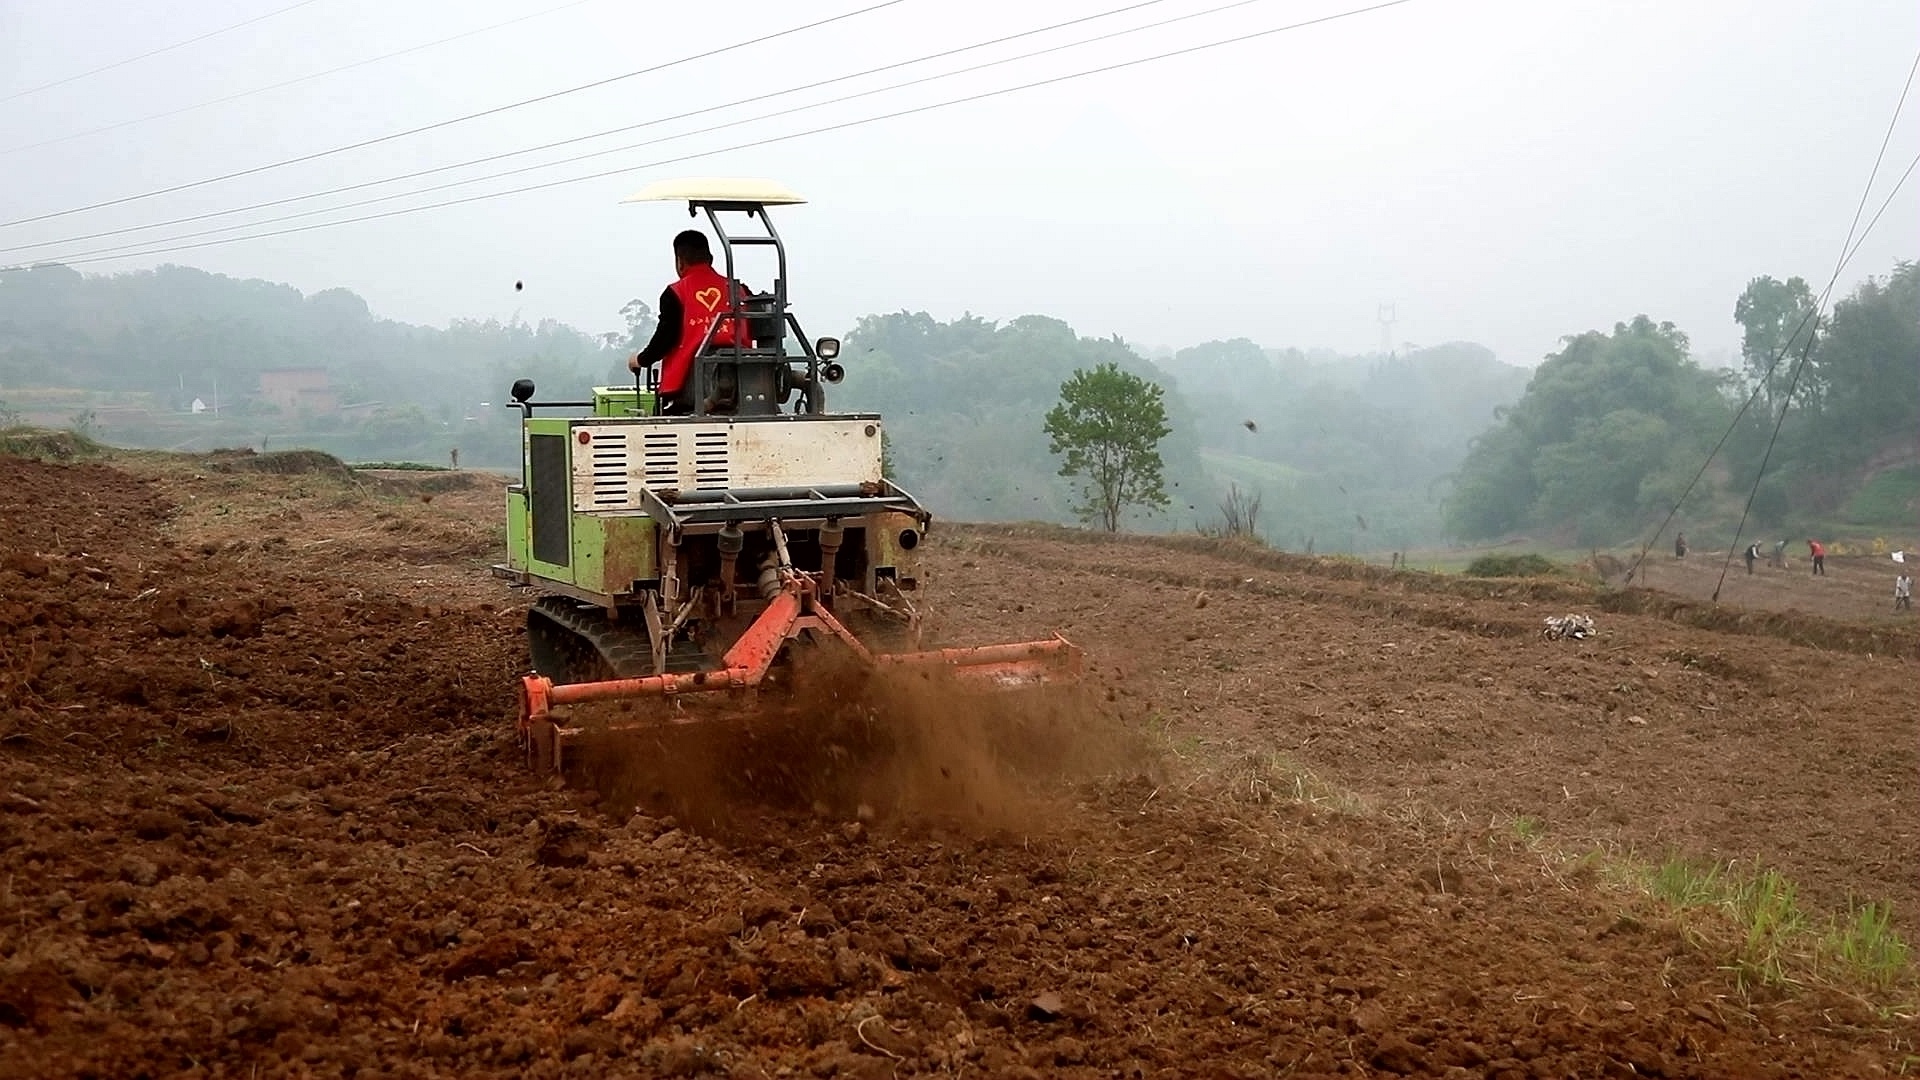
[1841,150,1918,269]
[0,0,331,105]
[1703,44,1920,602]
[0,0,605,158]
[1831,44,1920,281]
[1621,42,1920,592]
[0,0,913,231]
[1621,147,1919,590]
[7,0,1424,272]
[6,0,1274,260]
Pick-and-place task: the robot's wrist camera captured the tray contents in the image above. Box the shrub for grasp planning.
[1463,552,1561,578]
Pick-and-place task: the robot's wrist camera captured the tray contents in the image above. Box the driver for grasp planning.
[628,230,749,415]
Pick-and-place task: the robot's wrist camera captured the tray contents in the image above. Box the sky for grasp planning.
[0,0,1915,369]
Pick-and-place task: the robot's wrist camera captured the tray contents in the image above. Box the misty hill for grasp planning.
[14,258,1901,553]
[0,263,1531,548]
[1158,338,1533,551]
[0,263,620,466]
[834,311,1211,530]
[833,316,1539,549]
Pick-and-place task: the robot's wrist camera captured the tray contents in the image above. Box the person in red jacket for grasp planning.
[627,230,749,415]
[1808,539,1826,576]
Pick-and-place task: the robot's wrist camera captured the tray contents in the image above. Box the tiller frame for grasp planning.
[516,525,1082,772]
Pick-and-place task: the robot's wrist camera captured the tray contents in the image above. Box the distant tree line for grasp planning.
[0,263,626,467]
[1445,260,1918,543]
[0,264,1546,546]
[6,256,1907,549]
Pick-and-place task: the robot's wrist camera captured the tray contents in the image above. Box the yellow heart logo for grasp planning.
[694,287,723,311]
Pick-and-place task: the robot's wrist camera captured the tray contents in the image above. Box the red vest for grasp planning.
[660,263,742,394]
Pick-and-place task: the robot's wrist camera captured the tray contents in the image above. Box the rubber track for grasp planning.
[528,596,659,680]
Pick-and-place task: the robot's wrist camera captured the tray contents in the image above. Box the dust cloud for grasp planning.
[563,647,1156,842]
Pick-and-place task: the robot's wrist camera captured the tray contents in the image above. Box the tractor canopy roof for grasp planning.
[620,177,807,208]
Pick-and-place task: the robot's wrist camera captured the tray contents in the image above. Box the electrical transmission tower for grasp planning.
[1376,302,1396,358]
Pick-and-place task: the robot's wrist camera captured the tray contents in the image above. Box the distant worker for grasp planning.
[627,230,749,415]
[1771,538,1788,569]
[1744,542,1760,575]
[1674,532,1688,558]
[1897,573,1912,612]
[1808,539,1826,576]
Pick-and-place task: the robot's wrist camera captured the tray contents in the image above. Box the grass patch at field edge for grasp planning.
[1638,855,1914,996]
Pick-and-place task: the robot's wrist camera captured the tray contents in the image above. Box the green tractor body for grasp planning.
[501,390,926,610]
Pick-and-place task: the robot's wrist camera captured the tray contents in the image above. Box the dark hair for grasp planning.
[673,230,712,263]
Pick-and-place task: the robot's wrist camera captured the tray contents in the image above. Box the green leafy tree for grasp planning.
[1445,316,1728,543]
[1804,262,1918,462]
[1741,260,1920,502]
[1733,275,1818,414]
[1043,362,1171,531]
[1444,420,1536,540]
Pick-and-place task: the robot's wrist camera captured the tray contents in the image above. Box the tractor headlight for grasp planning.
[815,336,841,360]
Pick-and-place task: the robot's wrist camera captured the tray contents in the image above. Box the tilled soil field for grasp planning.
[932,527,1920,928]
[2,453,1915,1079]
[1616,545,1919,625]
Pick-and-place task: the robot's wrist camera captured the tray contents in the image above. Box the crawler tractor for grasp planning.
[494,178,1082,770]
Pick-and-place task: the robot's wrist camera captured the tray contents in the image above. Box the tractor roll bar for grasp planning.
[679,200,823,417]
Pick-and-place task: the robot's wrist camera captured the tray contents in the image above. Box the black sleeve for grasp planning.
[634,287,681,367]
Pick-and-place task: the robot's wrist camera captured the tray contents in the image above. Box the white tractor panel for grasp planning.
[570,418,884,513]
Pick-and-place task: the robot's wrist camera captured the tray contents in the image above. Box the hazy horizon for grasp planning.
[2,0,1916,368]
